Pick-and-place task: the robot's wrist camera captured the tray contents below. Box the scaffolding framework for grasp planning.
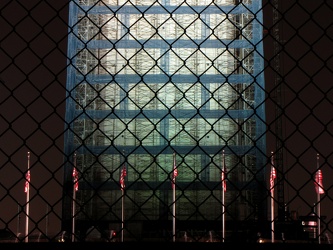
[63,0,266,240]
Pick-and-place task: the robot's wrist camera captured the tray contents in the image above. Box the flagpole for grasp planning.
[270,151,275,243]
[172,152,177,242]
[121,163,125,242]
[317,187,321,244]
[121,186,124,242]
[46,204,49,238]
[222,150,225,242]
[173,185,176,242]
[72,152,77,242]
[25,151,30,243]
[17,203,20,238]
[120,153,127,243]
[316,153,321,244]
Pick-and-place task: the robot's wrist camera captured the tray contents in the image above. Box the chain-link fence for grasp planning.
[0,0,332,244]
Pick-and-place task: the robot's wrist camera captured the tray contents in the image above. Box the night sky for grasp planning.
[0,0,333,240]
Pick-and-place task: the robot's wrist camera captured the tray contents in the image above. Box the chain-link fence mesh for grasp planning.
[0,0,332,244]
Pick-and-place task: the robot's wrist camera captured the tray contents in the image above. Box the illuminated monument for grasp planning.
[63,0,266,241]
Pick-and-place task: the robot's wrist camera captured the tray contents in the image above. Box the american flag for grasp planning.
[315,169,324,194]
[25,151,30,193]
[172,152,178,189]
[315,154,324,195]
[25,170,30,193]
[120,164,127,190]
[73,167,79,192]
[221,150,227,192]
[270,152,276,190]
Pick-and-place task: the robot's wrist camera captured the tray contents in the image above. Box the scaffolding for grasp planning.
[63,0,266,240]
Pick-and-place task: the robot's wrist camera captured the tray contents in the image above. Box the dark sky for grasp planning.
[0,0,333,239]
[262,0,333,237]
[0,0,69,236]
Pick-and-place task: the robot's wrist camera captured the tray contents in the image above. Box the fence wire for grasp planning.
[0,0,333,244]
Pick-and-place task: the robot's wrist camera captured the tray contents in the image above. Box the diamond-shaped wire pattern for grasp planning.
[0,0,332,244]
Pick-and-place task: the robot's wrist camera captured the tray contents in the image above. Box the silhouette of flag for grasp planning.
[315,154,324,195]
[73,167,78,192]
[172,152,178,189]
[315,169,324,194]
[120,164,127,190]
[221,150,227,192]
[25,170,30,193]
[270,152,276,190]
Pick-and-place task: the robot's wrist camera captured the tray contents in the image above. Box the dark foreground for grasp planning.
[0,242,332,250]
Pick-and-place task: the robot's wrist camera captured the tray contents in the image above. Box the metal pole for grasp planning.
[25,151,30,243]
[121,189,124,242]
[46,204,49,237]
[317,153,321,244]
[222,150,225,242]
[72,179,76,242]
[222,182,225,242]
[318,192,321,244]
[271,152,275,243]
[72,152,77,242]
[17,203,20,238]
[172,152,177,242]
[121,151,126,242]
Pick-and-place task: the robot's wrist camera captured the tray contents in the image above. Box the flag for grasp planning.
[73,167,78,192]
[270,152,276,190]
[315,169,324,194]
[120,164,127,190]
[315,153,324,195]
[25,170,30,193]
[172,152,178,189]
[221,150,227,192]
